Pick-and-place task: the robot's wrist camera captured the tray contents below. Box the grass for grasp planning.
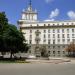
[0,58,30,63]
[0,60,30,63]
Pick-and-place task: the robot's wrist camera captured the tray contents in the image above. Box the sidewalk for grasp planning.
[26,57,71,64]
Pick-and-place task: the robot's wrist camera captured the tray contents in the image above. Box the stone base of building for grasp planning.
[28,44,68,57]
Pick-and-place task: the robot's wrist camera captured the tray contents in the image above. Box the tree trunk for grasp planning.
[10,52,13,59]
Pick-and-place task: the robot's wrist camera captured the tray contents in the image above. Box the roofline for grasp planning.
[18,20,75,24]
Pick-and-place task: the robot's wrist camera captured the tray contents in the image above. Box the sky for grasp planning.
[0,0,75,26]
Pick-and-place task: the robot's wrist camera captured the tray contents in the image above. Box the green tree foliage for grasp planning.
[0,12,29,58]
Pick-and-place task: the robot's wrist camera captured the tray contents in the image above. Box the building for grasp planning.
[18,0,75,57]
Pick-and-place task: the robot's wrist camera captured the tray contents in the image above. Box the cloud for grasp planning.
[67,11,75,20]
[45,0,54,3]
[49,8,59,19]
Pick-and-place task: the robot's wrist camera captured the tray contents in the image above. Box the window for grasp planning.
[62,29,64,33]
[53,24,55,26]
[48,40,50,44]
[67,34,69,38]
[58,39,60,42]
[62,39,65,42]
[53,51,55,54]
[44,34,46,38]
[53,46,55,49]
[53,34,55,38]
[58,34,60,38]
[72,39,75,42]
[48,29,50,33]
[63,46,65,48]
[62,34,65,38]
[30,30,32,33]
[43,39,46,42]
[30,25,32,27]
[67,29,69,33]
[72,34,75,38]
[72,29,74,32]
[58,46,60,49]
[44,24,46,26]
[58,51,60,54]
[48,24,50,26]
[67,39,70,42]
[67,23,69,25]
[48,34,50,38]
[44,30,46,33]
[37,24,39,26]
[29,40,32,44]
[63,51,65,54]
[53,29,55,33]
[57,24,59,26]
[57,29,60,33]
[48,46,50,48]
[48,51,50,54]
[62,23,64,25]
[30,35,32,39]
[71,23,74,25]
[53,40,55,44]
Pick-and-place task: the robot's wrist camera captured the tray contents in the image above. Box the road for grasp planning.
[0,62,75,75]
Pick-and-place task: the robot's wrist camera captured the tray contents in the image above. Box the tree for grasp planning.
[0,12,29,58]
[65,42,75,57]
[0,12,8,56]
[3,25,29,58]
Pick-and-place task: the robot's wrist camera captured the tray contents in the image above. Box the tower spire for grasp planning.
[27,0,32,11]
[29,0,32,7]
